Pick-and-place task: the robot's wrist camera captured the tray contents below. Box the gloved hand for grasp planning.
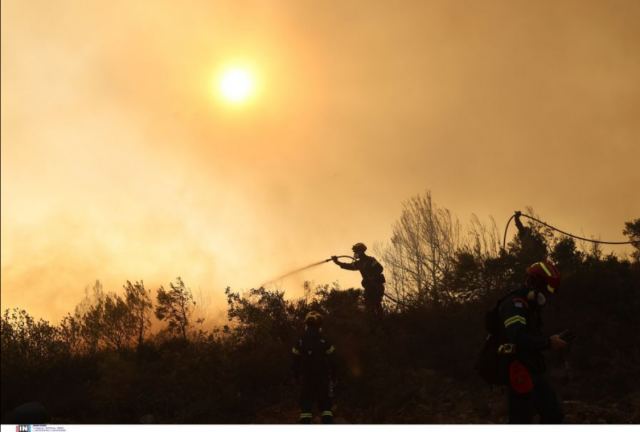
[331,256,339,264]
[513,211,524,230]
[558,329,576,343]
[549,334,568,351]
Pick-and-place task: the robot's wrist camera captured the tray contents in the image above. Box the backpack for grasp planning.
[474,293,512,385]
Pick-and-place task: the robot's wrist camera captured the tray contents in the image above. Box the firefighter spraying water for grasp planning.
[261,243,386,320]
[331,243,386,321]
[261,255,353,287]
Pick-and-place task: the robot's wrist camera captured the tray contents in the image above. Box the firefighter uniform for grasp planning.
[292,327,337,424]
[498,287,563,423]
[336,255,385,318]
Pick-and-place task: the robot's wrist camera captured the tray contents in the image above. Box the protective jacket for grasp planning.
[498,286,563,423]
[498,287,549,374]
[292,328,337,381]
[337,255,385,286]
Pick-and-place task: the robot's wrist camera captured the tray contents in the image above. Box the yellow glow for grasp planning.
[217,67,256,104]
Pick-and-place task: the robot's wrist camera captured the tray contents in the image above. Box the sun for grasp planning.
[217,67,256,105]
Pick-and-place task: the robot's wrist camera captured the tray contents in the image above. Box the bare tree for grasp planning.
[465,214,500,259]
[380,192,504,307]
[380,191,463,305]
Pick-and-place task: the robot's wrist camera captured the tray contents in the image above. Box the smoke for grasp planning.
[2,0,639,323]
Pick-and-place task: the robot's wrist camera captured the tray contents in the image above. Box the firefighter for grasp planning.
[514,211,547,264]
[331,243,385,319]
[292,311,337,424]
[498,260,567,423]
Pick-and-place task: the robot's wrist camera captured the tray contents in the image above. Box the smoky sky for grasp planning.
[2,0,639,323]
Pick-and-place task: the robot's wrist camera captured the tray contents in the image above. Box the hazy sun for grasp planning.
[217,67,256,105]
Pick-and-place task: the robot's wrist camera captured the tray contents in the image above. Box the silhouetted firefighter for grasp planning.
[514,211,548,264]
[332,242,385,319]
[291,311,337,424]
[479,261,569,424]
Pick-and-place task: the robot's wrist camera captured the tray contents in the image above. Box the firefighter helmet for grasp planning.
[352,242,367,253]
[305,311,323,327]
[526,261,561,294]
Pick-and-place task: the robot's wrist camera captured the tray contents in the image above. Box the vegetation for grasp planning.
[2,193,639,423]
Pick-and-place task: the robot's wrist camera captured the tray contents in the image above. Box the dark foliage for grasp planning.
[2,216,639,423]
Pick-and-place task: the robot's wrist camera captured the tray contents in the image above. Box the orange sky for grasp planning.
[2,0,639,323]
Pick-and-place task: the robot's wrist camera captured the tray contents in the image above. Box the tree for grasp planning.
[225,286,291,342]
[155,277,195,340]
[69,280,145,352]
[101,292,137,350]
[76,281,106,354]
[1,308,64,369]
[623,218,640,262]
[59,313,83,354]
[466,214,501,259]
[446,251,484,302]
[380,191,464,305]
[550,236,583,272]
[124,280,152,348]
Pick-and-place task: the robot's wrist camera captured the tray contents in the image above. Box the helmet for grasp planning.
[352,242,367,253]
[305,311,323,327]
[526,261,561,294]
